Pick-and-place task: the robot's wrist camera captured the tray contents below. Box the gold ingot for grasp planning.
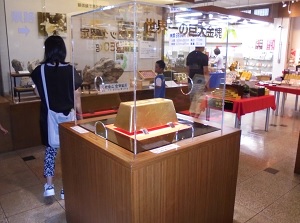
[174,73,188,84]
[114,98,178,132]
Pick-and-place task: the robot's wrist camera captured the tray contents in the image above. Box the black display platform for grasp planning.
[80,116,219,153]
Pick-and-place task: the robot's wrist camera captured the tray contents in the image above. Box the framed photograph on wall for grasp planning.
[37,12,67,37]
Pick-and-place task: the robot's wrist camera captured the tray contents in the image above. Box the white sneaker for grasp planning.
[44,183,55,197]
[60,189,64,200]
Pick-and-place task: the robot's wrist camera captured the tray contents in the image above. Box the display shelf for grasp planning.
[243,58,273,74]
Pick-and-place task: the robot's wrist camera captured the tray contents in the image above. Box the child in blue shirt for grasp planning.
[154,60,166,98]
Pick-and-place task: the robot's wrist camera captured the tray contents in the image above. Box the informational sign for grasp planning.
[139,41,159,58]
[115,41,135,71]
[150,144,179,154]
[11,11,34,36]
[77,1,102,9]
[71,126,89,134]
[99,83,129,93]
[169,35,206,47]
[255,39,263,50]
[266,39,275,50]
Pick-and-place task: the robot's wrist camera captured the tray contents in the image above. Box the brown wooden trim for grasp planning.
[277,2,300,18]
[193,5,274,23]
[294,132,300,174]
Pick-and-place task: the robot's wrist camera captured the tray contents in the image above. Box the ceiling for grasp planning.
[181,0,283,9]
[116,0,286,9]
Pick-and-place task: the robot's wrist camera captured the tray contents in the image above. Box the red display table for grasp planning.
[206,95,276,131]
[263,85,300,116]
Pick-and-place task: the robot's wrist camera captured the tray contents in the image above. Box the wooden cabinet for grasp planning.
[0,97,13,152]
[10,101,42,150]
[60,115,241,223]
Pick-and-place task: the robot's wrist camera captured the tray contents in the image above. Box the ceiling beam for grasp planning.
[277,1,300,18]
[193,5,274,23]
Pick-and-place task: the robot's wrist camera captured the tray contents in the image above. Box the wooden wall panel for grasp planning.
[131,134,240,223]
[60,128,132,223]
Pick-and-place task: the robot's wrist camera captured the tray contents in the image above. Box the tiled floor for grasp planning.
[0,94,300,223]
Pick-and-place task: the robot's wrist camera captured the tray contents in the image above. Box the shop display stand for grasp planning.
[60,114,241,223]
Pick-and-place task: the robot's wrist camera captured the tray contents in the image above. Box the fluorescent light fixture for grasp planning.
[176,18,185,23]
[190,20,198,24]
[102,5,114,10]
[176,12,203,18]
[228,15,241,23]
[282,1,287,7]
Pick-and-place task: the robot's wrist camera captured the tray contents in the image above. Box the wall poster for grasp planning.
[37,12,67,37]
[115,41,136,71]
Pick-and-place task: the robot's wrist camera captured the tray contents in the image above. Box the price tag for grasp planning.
[150,144,179,154]
[71,126,89,134]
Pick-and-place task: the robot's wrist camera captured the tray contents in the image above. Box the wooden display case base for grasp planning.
[60,114,241,223]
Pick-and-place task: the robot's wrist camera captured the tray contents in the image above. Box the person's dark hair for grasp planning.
[214,48,220,55]
[43,35,67,67]
[156,60,166,69]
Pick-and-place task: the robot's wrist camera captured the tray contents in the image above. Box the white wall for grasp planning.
[0,0,80,94]
[0,0,164,94]
[291,17,300,65]
[272,17,290,79]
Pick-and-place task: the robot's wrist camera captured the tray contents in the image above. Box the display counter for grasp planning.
[60,114,241,223]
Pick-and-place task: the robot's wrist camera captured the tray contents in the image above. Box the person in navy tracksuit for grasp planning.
[154,60,166,98]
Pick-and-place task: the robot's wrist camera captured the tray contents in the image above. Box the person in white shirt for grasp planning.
[212,48,224,71]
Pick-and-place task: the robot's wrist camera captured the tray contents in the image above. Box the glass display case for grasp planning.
[71,1,230,154]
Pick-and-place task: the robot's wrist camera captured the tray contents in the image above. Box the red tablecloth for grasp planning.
[263,85,300,95]
[232,95,276,119]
